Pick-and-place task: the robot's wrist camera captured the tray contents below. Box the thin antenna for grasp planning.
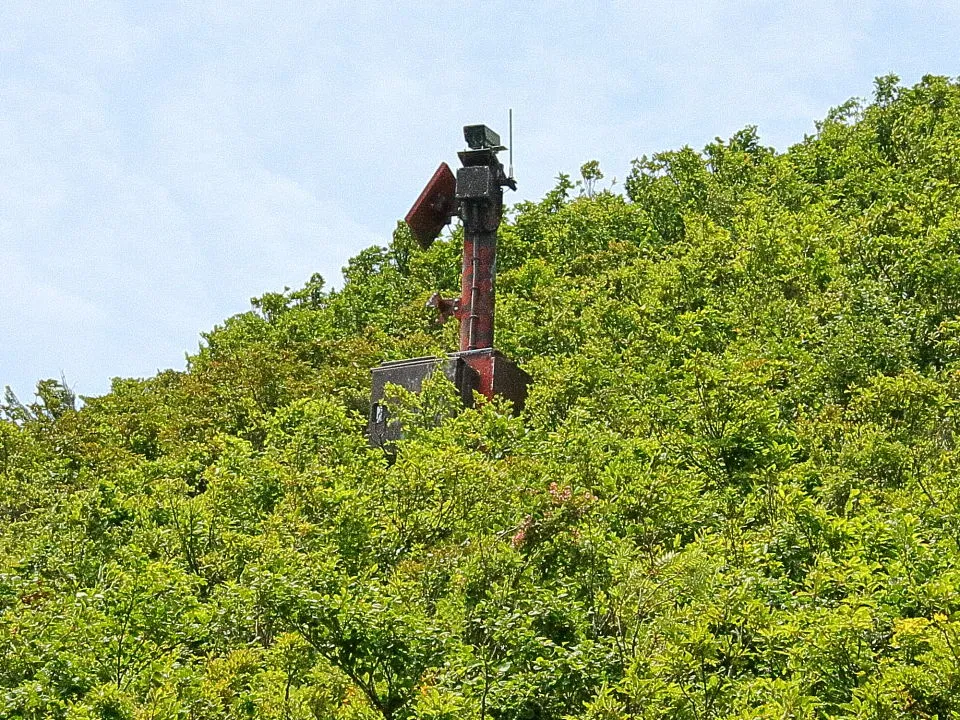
[508,108,514,180]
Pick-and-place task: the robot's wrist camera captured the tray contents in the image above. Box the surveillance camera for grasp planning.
[464,124,501,150]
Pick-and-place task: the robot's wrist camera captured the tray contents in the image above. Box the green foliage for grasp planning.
[7,75,960,718]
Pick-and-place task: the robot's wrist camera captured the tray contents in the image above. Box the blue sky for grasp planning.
[1,1,958,401]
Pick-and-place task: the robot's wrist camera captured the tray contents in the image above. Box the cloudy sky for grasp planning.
[1,1,958,400]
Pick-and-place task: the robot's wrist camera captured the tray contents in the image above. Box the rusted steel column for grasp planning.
[458,211,499,351]
[454,135,510,352]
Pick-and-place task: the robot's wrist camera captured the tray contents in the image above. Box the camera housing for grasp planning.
[464,124,501,150]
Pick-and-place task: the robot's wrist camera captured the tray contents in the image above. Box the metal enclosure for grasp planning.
[368,355,476,448]
[368,350,530,449]
[456,166,495,200]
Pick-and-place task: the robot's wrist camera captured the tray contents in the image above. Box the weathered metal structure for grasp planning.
[368,123,530,447]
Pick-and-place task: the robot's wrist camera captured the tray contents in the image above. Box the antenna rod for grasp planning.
[508,108,514,180]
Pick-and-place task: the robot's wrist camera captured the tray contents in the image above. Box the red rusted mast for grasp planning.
[456,149,508,351]
[459,221,495,350]
[448,127,516,399]
[419,126,515,360]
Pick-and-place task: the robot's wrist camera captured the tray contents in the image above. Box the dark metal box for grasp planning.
[368,355,477,448]
[367,350,530,448]
[456,165,495,200]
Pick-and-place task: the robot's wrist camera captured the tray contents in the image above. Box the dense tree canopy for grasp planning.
[5,75,960,718]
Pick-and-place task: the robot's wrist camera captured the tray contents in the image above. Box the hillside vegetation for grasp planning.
[6,75,960,719]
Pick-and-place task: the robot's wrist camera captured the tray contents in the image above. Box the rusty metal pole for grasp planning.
[458,187,500,351]
[454,126,514,352]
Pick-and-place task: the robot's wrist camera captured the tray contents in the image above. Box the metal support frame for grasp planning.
[369,123,526,448]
